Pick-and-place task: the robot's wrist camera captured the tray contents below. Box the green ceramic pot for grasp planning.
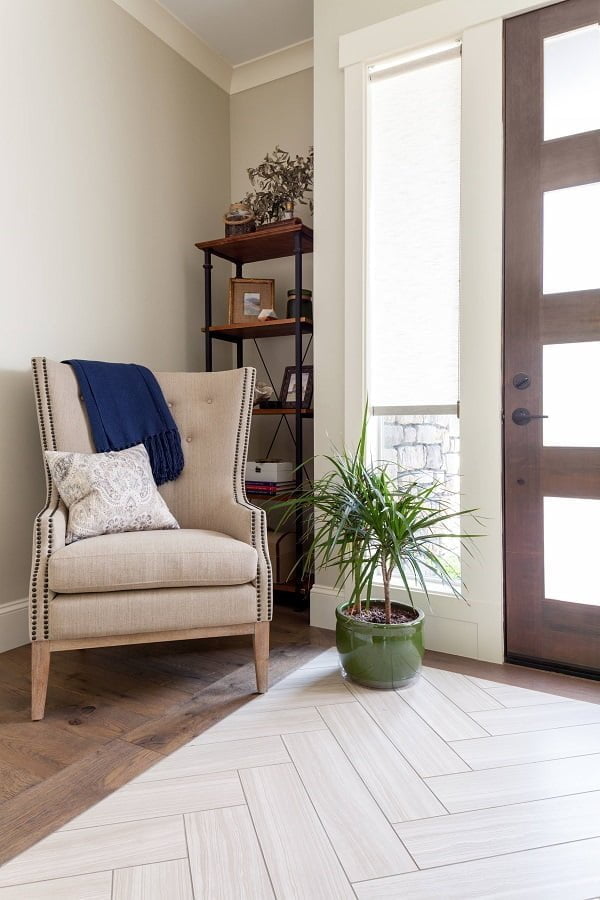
[336,600,424,689]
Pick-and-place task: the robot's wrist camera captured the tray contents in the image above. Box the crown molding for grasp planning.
[112,1,313,94]
[230,39,314,94]
[112,0,232,92]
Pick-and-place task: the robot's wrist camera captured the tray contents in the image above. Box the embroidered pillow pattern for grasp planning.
[45,444,179,543]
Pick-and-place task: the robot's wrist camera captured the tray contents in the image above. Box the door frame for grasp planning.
[504,0,600,675]
[328,0,569,662]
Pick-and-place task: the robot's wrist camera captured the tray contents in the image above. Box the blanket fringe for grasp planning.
[145,429,184,486]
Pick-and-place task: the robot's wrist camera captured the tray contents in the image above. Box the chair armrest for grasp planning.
[225,501,273,623]
[29,495,67,641]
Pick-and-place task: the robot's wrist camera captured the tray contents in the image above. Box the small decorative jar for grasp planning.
[223,203,256,236]
[286,289,313,320]
[281,200,295,220]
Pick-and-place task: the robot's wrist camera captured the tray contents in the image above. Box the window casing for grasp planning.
[367,45,462,589]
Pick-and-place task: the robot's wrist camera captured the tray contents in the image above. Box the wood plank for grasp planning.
[471,699,600,735]
[0,740,160,867]
[0,816,186,888]
[421,667,502,711]
[475,681,570,707]
[319,702,446,823]
[354,836,600,900]
[124,642,323,755]
[61,771,243,829]
[240,763,354,899]
[426,753,600,812]
[451,723,600,769]
[0,719,101,781]
[185,806,274,899]
[0,679,151,744]
[283,730,416,881]
[195,222,313,265]
[50,623,256,652]
[395,791,600,868]
[0,763,40,804]
[191,705,327,745]
[113,860,193,900]
[349,683,469,777]
[44,651,193,718]
[0,872,112,900]
[204,317,312,340]
[398,677,489,740]
[134,735,290,782]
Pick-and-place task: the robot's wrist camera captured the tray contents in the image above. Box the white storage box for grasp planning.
[247,460,294,483]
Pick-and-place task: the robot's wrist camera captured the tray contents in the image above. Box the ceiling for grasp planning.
[158,0,313,66]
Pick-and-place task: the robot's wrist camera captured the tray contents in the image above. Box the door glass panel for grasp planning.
[544,342,600,446]
[544,497,600,605]
[543,183,600,294]
[544,24,600,140]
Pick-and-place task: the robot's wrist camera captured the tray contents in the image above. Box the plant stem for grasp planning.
[382,558,392,624]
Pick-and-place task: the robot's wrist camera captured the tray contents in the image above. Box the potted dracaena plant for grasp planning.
[275,408,479,689]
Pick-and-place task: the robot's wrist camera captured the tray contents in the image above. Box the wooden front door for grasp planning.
[504,0,600,675]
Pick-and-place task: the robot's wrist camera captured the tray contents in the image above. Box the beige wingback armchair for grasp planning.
[29,358,272,720]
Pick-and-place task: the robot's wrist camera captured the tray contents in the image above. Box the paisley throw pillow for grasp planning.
[45,444,179,544]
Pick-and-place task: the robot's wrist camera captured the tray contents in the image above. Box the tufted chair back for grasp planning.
[32,358,257,539]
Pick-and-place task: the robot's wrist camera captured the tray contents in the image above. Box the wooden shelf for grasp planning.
[195,222,313,265]
[246,491,298,500]
[252,407,313,417]
[203,318,312,341]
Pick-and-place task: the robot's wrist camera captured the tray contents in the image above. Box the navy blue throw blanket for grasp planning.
[65,360,184,485]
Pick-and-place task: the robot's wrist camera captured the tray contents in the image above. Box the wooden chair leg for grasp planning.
[253,622,269,694]
[31,640,50,721]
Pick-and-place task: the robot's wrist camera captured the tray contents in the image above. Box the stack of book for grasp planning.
[245,480,295,496]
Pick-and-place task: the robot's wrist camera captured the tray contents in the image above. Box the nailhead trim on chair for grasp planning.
[233,367,273,622]
[30,357,59,641]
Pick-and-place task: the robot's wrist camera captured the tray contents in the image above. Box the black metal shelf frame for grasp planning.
[201,230,313,599]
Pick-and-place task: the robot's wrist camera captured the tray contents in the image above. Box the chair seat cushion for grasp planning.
[48,529,258,594]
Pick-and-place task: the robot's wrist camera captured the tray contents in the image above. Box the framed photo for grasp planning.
[228,278,275,324]
[280,365,313,408]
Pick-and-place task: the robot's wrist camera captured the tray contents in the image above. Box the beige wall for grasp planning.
[0,0,230,645]
[230,69,314,464]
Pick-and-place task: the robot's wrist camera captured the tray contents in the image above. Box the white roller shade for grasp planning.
[367,47,461,409]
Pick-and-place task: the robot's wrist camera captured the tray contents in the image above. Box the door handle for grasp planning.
[512,408,548,426]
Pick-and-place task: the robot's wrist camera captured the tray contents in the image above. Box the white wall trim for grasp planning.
[339,0,566,68]
[309,582,489,659]
[310,584,341,631]
[0,599,28,653]
[341,7,510,662]
[112,0,313,94]
[231,40,314,95]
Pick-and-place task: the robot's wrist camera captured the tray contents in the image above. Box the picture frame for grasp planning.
[280,365,313,408]
[228,278,275,324]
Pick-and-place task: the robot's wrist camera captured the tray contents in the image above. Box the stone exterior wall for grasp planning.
[380,414,460,494]
[378,413,461,587]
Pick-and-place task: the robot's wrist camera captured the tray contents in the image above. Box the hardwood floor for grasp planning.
[0,606,330,866]
[0,647,598,898]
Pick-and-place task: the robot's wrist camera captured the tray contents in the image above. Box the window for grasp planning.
[367,44,462,589]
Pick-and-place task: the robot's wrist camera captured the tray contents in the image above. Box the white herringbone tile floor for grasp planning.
[0,649,599,899]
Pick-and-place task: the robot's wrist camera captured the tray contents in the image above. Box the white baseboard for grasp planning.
[0,599,29,652]
[310,584,340,631]
[309,583,502,663]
